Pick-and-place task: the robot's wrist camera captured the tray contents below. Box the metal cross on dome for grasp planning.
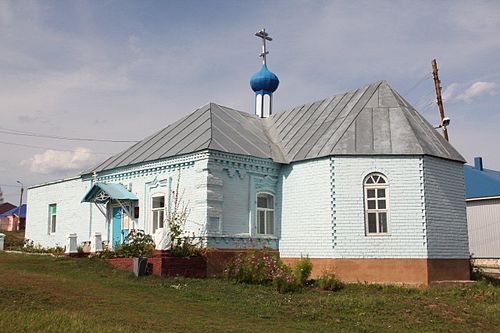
[255,28,272,65]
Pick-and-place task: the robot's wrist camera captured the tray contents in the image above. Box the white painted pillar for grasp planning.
[65,233,78,255]
[91,232,103,253]
[0,233,5,251]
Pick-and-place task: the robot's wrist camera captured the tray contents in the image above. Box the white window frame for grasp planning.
[364,173,390,235]
[48,203,57,234]
[151,193,166,234]
[256,192,275,235]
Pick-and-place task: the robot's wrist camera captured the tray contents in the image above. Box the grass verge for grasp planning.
[0,252,498,333]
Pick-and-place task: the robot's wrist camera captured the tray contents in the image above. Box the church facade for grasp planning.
[26,43,470,285]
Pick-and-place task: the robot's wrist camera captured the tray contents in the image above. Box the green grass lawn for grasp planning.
[0,253,498,333]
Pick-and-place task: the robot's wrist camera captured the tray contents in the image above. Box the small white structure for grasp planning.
[154,227,172,251]
[0,233,5,251]
[65,233,78,255]
[91,232,103,253]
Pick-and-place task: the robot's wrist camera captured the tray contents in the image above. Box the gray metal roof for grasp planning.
[88,80,464,174]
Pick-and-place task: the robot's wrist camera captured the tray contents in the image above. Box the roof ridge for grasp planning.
[208,102,214,150]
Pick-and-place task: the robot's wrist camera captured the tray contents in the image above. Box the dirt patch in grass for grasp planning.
[0,253,499,333]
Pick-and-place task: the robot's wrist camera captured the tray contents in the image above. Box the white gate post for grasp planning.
[0,233,5,251]
[65,233,78,255]
[91,232,103,253]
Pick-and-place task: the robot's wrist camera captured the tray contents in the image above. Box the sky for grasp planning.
[1,0,499,203]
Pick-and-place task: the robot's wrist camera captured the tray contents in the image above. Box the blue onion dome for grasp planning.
[250,64,280,93]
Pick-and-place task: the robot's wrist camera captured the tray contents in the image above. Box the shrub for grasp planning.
[22,239,65,255]
[169,240,202,257]
[123,229,155,257]
[293,256,313,286]
[225,247,298,293]
[105,230,155,258]
[3,231,25,250]
[317,271,343,291]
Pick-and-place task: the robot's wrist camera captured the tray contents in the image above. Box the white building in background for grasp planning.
[465,157,500,259]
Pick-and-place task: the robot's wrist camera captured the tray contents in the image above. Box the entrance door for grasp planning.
[112,207,122,247]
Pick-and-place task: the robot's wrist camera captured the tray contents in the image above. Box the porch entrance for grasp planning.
[112,206,130,247]
[112,207,122,246]
[82,182,138,249]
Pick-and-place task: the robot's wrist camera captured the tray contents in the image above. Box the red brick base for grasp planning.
[105,254,207,278]
[105,249,470,286]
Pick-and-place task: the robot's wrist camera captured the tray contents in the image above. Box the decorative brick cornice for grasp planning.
[208,151,281,176]
[91,151,210,182]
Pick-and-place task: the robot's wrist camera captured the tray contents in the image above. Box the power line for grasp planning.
[0,140,111,155]
[403,73,432,96]
[0,126,139,143]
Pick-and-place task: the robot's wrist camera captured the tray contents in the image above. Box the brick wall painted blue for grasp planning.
[221,170,250,234]
[423,156,469,258]
[279,158,334,258]
[207,151,281,243]
[333,156,427,258]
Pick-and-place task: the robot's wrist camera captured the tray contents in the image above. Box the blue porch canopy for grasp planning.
[81,182,138,203]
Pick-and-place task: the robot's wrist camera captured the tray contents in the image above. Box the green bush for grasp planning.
[225,247,298,293]
[3,231,25,250]
[169,240,202,257]
[317,271,343,291]
[101,230,155,258]
[22,239,65,255]
[122,230,155,257]
[293,256,313,286]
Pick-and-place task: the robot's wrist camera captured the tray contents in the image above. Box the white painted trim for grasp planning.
[256,192,275,235]
[363,173,391,236]
[151,193,167,234]
[466,196,500,202]
[48,203,57,235]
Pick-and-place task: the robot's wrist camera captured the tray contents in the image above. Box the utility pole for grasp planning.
[431,59,449,141]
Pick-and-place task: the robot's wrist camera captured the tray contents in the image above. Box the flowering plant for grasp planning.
[225,247,297,293]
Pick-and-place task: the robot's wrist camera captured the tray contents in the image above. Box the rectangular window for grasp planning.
[48,204,57,234]
[256,193,275,235]
[152,195,165,234]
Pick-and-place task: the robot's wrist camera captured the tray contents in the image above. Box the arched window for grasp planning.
[257,193,274,235]
[364,173,389,235]
[151,194,166,234]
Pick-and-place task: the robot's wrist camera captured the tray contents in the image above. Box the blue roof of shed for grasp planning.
[0,204,26,219]
[81,183,138,203]
[464,165,500,199]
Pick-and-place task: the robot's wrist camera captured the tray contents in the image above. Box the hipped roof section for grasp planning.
[88,80,464,174]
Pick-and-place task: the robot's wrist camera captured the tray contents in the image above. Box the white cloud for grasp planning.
[456,82,497,103]
[21,148,97,174]
[442,83,460,101]
[441,81,497,103]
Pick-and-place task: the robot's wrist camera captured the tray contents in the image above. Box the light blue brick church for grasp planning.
[26,31,470,285]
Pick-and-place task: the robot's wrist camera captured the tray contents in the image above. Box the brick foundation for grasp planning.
[281,258,470,286]
[106,250,470,286]
[203,248,280,276]
[105,254,207,278]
